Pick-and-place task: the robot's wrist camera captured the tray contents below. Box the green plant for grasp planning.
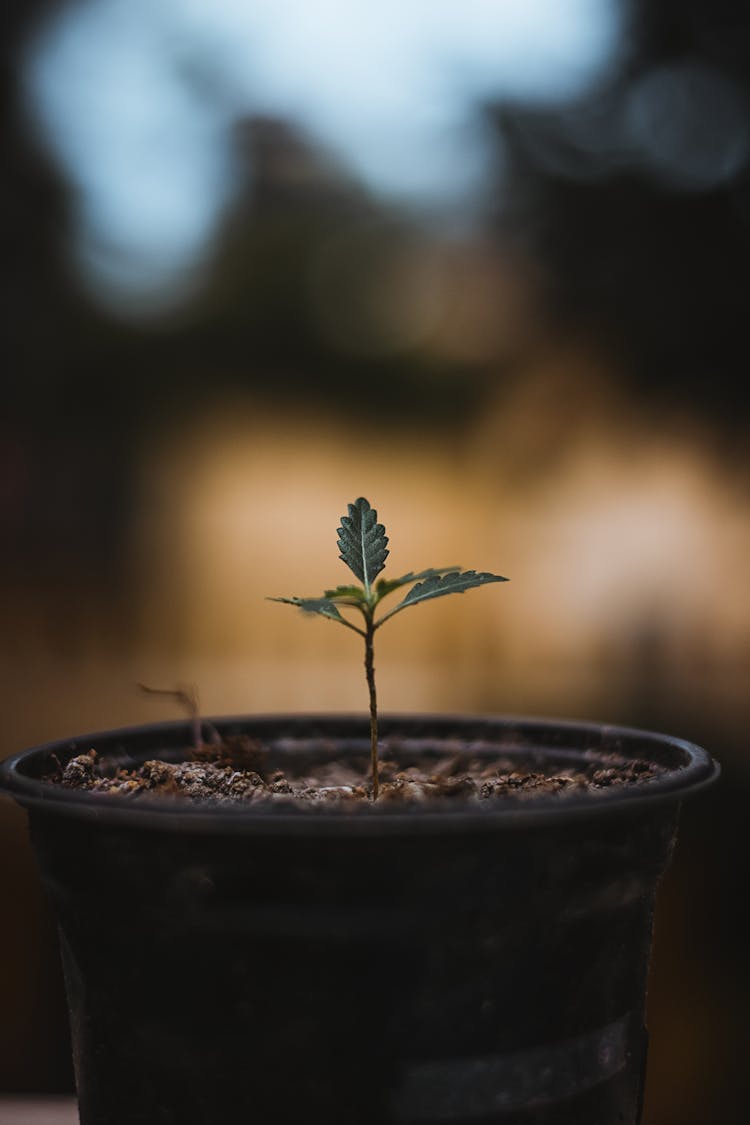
[270,497,508,799]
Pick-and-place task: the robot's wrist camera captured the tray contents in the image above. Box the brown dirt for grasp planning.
[49,739,665,807]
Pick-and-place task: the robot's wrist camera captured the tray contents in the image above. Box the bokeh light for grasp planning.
[23,0,620,307]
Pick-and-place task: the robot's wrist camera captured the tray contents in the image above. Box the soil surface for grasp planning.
[49,736,665,807]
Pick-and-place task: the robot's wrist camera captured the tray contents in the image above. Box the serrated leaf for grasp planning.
[323,584,367,602]
[375,567,460,599]
[268,596,347,624]
[380,569,508,622]
[337,497,389,589]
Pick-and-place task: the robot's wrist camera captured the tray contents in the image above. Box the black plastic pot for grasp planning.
[0,714,718,1125]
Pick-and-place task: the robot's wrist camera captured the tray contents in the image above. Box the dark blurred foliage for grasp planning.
[3,2,487,591]
[493,0,750,439]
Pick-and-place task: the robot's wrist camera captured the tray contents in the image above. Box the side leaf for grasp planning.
[268,596,348,624]
[379,570,508,623]
[337,497,389,589]
[323,584,367,603]
[375,567,460,600]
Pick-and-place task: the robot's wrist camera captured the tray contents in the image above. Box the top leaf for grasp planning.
[337,497,389,590]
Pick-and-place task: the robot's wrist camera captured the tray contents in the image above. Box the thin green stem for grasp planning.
[363,610,379,801]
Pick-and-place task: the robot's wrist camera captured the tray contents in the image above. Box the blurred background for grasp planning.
[1,0,748,1119]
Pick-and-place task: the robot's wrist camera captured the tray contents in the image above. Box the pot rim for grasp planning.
[0,713,720,836]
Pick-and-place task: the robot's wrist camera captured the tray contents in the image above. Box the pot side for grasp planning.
[0,714,719,1125]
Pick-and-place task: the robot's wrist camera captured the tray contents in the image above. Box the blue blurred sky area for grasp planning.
[23,0,622,306]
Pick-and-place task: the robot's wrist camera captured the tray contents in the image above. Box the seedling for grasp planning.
[270,497,508,799]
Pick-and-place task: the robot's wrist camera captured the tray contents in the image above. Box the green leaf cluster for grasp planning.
[269,497,507,635]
